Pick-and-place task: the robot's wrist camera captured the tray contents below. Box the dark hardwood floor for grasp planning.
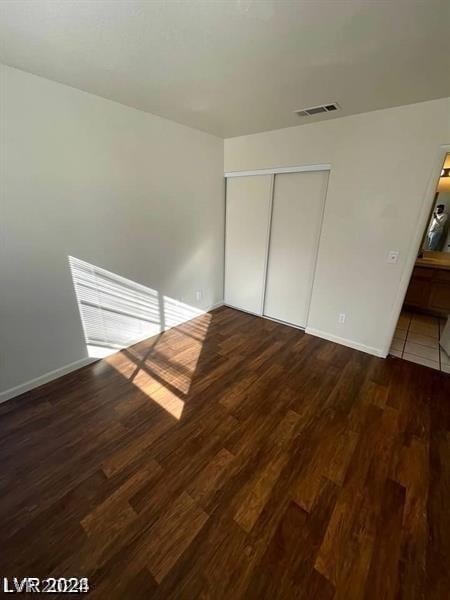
[0,306,449,598]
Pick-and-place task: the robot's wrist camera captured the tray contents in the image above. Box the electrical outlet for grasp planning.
[338,313,346,324]
[195,290,202,301]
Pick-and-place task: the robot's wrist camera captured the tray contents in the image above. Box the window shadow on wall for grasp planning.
[68,256,210,419]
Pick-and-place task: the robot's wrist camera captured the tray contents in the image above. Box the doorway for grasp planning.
[389,153,450,372]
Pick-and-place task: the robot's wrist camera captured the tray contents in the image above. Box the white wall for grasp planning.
[225,98,450,356]
[0,65,224,398]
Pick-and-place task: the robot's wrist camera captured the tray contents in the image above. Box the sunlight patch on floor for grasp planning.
[69,255,212,419]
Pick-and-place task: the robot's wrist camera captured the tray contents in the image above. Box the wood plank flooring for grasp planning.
[0,306,449,598]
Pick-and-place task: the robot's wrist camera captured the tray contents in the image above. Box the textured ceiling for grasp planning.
[1,0,449,138]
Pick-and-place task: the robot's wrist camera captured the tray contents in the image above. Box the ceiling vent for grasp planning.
[295,103,340,117]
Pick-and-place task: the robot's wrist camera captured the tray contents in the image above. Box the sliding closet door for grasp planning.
[264,170,328,328]
[225,175,272,314]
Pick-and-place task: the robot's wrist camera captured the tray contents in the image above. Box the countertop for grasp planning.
[415,251,450,271]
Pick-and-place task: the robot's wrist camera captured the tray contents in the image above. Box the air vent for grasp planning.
[295,103,340,117]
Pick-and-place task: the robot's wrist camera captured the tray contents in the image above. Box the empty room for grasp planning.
[1,1,449,598]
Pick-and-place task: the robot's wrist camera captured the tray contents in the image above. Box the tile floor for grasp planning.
[390,310,450,373]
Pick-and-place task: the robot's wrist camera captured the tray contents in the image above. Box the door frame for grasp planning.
[224,163,331,178]
[224,164,331,328]
[383,144,450,357]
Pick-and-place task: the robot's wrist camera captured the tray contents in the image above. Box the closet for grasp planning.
[224,175,272,314]
[224,168,329,329]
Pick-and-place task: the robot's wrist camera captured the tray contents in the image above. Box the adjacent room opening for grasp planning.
[389,153,450,372]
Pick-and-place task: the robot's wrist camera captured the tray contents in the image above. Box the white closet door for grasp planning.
[225,175,272,314]
[264,170,328,328]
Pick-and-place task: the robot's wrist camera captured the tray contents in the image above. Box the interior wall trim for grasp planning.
[0,356,98,404]
[305,326,386,358]
[222,305,384,356]
[0,301,224,404]
[224,164,331,178]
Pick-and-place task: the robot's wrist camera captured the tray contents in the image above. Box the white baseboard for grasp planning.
[0,301,225,405]
[208,301,224,311]
[305,327,386,358]
[0,356,97,404]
